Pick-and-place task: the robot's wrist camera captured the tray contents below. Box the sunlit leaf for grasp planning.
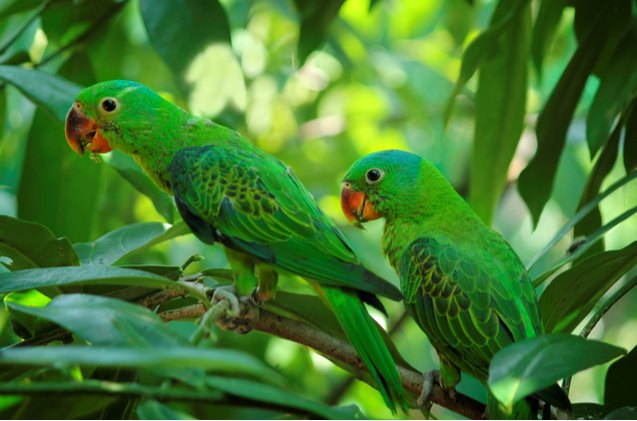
[0,65,81,122]
[0,215,79,270]
[205,376,364,419]
[104,151,175,223]
[139,0,231,93]
[74,221,189,266]
[470,0,530,224]
[604,345,637,411]
[0,346,281,382]
[0,266,207,303]
[4,290,52,337]
[587,30,637,156]
[489,333,625,411]
[539,241,637,333]
[8,293,186,346]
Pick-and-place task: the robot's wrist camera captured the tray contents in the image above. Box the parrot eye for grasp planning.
[100,97,118,113]
[365,168,384,184]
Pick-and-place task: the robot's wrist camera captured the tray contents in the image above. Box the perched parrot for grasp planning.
[340,150,570,418]
[64,80,407,412]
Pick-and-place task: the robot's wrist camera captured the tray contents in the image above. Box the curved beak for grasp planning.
[65,102,112,155]
[340,182,382,229]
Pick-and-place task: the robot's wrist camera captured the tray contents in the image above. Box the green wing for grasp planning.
[400,234,541,379]
[169,144,401,300]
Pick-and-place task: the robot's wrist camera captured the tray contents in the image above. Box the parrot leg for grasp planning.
[417,358,460,412]
[211,285,260,334]
[253,264,278,304]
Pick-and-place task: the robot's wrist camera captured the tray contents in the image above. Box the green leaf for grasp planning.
[489,333,625,411]
[470,0,530,224]
[604,345,637,411]
[17,54,101,243]
[0,346,280,383]
[17,109,102,243]
[8,293,186,346]
[136,400,196,420]
[624,100,637,172]
[517,2,619,226]
[587,30,637,156]
[573,116,623,260]
[104,151,175,223]
[539,241,637,333]
[4,290,52,337]
[528,169,637,274]
[293,0,345,64]
[531,0,566,76]
[139,0,231,92]
[0,215,79,270]
[0,266,207,303]
[0,65,81,122]
[604,406,637,419]
[74,222,189,266]
[444,0,528,123]
[205,376,364,419]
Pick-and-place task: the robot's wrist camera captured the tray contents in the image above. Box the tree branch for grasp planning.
[159,303,485,419]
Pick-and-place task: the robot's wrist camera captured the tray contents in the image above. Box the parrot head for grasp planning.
[64,80,167,156]
[341,149,423,227]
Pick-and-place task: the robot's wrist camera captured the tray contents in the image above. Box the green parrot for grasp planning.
[64,80,407,412]
[340,149,569,418]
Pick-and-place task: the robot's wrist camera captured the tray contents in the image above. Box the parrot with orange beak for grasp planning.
[341,149,570,418]
[64,80,407,413]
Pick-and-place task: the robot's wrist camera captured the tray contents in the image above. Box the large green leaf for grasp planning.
[8,293,186,346]
[444,0,528,123]
[136,400,196,420]
[139,0,231,92]
[293,0,345,64]
[17,54,101,243]
[530,0,567,76]
[0,0,41,20]
[624,100,637,172]
[205,376,363,419]
[0,215,78,271]
[604,345,637,411]
[517,2,620,225]
[470,0,530,224]
[104,151,175,223]
[573,117,623,260]
[0,65,81,122]
[0,346,279,382]
[0,266,207,303]
[489,333,625,411]
[74,221,189,266]
[587,29,637,156]
[539,241,637,333]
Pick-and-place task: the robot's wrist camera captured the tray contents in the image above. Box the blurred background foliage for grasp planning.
[0,0,636,419]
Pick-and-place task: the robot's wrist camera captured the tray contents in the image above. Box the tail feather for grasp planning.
[323,287,408,413]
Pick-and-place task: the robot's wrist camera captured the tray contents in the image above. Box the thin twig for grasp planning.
[159,303,485,419]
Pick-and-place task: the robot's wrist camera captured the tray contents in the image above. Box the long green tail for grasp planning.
[322,287,408,413]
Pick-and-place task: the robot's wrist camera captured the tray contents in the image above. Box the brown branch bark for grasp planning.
[159,303,485,419]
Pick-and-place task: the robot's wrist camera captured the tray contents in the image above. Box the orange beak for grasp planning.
[340,182,382,228]
[65,102,112,155]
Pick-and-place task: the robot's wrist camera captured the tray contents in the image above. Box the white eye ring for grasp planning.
[365,168,384,184]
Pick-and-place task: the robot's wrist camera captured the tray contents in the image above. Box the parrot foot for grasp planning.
[417,369,458,415]
[211,286,259,334]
